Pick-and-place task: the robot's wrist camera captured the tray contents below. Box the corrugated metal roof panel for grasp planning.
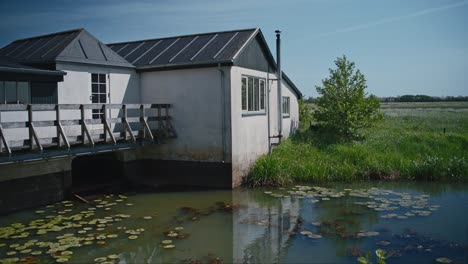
[0,29,133,68]
[107,28,258,68]
[117,42,142,58]
[191,32,236,62]
[132,39,174,65]
[216,30,254,60]
[149,36,194,65]
[124,40,159,64]
[170,34,213,63]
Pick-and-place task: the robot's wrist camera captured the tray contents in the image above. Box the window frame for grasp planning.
[0,81,31,104]
[282,96,290,118]
[91,73,108,119]
[241,75,266,116]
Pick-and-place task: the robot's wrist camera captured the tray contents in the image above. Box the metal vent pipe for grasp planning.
[276,30,283,139]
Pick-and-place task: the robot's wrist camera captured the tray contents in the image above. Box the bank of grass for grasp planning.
[245,105,468,187]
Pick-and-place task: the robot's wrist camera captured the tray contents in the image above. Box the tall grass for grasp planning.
[245,107,468,187]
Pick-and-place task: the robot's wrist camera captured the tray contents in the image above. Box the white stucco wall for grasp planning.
[230,66,300,187]
[138,67,231,162]
[55,63,140,139]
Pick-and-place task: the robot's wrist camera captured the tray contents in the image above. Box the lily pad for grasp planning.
[376,241,391,246]
[307,234,322,239]
[56,257,69,263]
[161,240,173,244]
[163,244,175,249]
[435,258,452,263]
[94,257,107,262]
[166,232,178,237]
[128,235,138,240]
[300,231,313,236]
[107,254,120,259]
[143,216,152,220]
[174,227,184,231]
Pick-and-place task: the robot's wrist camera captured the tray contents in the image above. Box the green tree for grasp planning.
[314,55,382,140]
[298,99,313,130]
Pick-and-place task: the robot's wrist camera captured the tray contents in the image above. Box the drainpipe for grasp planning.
[276,30,283,143]
[217,64,226,162]
[267,66,271,154]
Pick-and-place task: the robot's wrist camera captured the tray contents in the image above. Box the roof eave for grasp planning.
[136,60,233,72]
[55,58,135,69]
[0,66,66,76]
[282,72,303,99]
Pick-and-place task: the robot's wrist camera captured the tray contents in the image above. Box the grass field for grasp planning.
[245,102,468,187]
[380,101,468,109]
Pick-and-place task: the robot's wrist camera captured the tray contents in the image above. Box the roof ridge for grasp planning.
[107,27,259,46]
[12,28,84,43]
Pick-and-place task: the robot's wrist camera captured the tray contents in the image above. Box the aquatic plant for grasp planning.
[357,249,390,264]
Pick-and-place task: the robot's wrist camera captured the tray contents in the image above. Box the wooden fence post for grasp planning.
[56,104,61,147]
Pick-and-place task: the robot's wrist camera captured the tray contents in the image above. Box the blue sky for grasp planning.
[1,0,466,97]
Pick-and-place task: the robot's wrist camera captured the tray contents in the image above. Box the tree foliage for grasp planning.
[314,55,382,140]
[298,99,313,130]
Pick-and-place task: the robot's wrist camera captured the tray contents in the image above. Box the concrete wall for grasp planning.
[230,66,300,187]
[0,158,72,214]
[138,67,231,163]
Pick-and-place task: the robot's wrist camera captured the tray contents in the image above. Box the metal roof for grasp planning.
[282,72,303,99]
[107,28,302,98]
[0,27,302,98]
[0,29,134,68]
[108,28,258,69]
[0,56,65,76]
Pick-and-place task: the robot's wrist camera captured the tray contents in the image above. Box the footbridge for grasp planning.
[0,103,176,164]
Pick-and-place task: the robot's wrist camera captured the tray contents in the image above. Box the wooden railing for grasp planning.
[0,103,176,156]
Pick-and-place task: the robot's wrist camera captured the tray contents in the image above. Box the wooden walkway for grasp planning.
[0,103,176,164]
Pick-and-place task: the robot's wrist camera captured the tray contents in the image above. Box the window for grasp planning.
[282,96,290,117]
[242,76,266,114]
[91,73,107,119]
[0,81,30,104]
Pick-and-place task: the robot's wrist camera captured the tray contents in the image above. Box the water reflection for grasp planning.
[233,189,301,263]
[233,183,468,264]
[0,183,467,263]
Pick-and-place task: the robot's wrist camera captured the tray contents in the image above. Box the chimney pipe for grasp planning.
[276,30,283,139]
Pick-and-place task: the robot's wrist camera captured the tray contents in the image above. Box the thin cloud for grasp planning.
[313,0,468,38]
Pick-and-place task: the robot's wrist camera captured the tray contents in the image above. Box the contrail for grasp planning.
[313,0,467,38]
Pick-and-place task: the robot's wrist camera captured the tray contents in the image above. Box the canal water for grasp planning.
[0,182,467,263]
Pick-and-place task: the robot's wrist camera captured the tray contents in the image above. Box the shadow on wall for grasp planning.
[289,118,299,135]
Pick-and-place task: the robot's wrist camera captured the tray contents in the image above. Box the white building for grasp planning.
[0,28,302,188]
